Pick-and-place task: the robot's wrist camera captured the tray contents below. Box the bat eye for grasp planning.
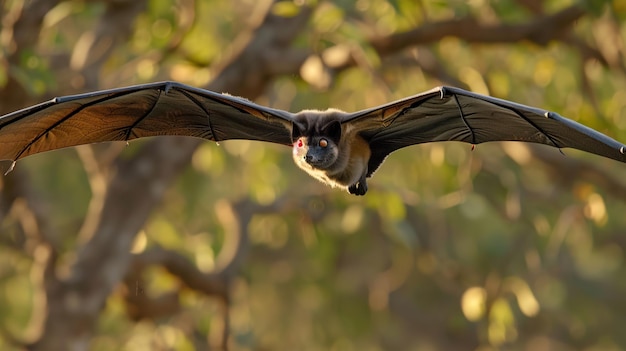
[319,139,328,148]
[297,139,303,148]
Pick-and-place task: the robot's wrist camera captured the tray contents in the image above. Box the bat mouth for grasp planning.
[304,155,321,166]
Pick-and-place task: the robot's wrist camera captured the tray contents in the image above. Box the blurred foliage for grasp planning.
[1,0,626,350]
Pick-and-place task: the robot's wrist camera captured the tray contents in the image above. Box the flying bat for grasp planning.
[0,81,624,195]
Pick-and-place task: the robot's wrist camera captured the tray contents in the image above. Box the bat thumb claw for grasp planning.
[4,161,15,175]
[471,144,475,151]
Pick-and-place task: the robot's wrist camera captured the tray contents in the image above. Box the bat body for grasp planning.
[0,81,625,196]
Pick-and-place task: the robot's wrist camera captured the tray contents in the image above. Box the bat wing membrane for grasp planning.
[345,87,626,176]
[0,81,295,161]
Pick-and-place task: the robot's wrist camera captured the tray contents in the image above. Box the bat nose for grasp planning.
[304,155,313,163]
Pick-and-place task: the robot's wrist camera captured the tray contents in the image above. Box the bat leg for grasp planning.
[348,175,368,196]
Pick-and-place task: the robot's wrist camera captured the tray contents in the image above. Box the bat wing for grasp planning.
[343,86,626,176]
[0,81,295,162]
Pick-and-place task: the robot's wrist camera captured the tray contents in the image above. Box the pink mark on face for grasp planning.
[294,138,305,156]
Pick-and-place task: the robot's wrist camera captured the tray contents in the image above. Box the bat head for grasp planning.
[292,117,342,170]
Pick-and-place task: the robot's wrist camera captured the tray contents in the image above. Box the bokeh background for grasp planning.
[1,0,626,350]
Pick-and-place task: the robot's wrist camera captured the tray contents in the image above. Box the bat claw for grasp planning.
[163,81,174,94]
[439,86,446,99]
[4,161,15,175]
[348,181,367,196]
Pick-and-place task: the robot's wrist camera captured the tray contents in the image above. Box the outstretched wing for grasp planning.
[0,81,295,162]
[344,86,626,176]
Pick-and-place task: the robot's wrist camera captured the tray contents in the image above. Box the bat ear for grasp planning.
[292,123,304,141]
[321,120,341,143]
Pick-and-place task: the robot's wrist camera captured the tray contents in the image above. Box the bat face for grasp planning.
[292,113,342,171]
[292,135,340,169]
[290,111,355,188]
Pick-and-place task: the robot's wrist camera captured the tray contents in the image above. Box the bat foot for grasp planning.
[348,181,367,196]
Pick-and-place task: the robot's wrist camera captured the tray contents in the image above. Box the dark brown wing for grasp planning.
[343,86,626,176]
[0,81,295,162]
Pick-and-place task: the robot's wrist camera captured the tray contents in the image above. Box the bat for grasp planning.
[0,81,624,195]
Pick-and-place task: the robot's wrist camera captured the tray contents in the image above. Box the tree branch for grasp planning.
[371,5,585,53]
[297,5,597,88]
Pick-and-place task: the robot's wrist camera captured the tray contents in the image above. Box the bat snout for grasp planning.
[304,153,325,168]
[304,155,325,168]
